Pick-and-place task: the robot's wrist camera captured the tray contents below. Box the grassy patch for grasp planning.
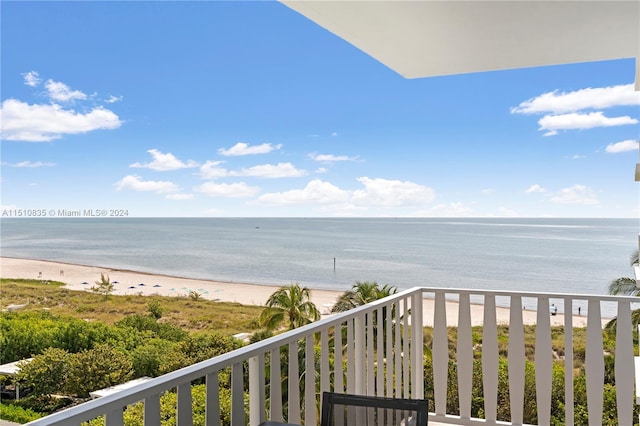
[0,278,263,335]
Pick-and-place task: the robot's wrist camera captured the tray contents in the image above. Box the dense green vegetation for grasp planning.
[0,279,258,422]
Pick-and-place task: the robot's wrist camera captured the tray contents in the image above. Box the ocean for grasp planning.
[0,218,637,299]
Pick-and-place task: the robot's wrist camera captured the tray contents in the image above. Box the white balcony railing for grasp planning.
[24,288,639,426]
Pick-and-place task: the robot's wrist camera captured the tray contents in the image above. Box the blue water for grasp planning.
[0,218,637,299]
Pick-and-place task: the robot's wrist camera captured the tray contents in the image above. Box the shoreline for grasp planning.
[1,257,598,327]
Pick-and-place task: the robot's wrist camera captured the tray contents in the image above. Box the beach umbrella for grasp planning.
[128,286,136,289]
[138,283,145,286]
[113,281,119,284]
[81,281,89,285]
[153,284,161,288]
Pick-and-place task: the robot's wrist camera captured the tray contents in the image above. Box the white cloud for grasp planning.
[605,139,639,153]
[130,149,199,171]
[352,177,434,207]
[115,175,179,194]
[195,181,259,198]
[0,99,122,142]
[570,154,586,159]
[549,184,598,205]
[480,188,495,195]
[232,162,307,178]
[512,84,640,115]
[45,79,87,102]
[166,193,194,200]
[22,71,41,87]
[257,179,349,205]
[310,153,358,162]
[315,167,328,174]
[525,184,546,194]
[105,95,123,104]
[218,142,281,156]
[199,161,229,179]
[1,160,54,168]
[258,177,434,209]
[538,112,637,136]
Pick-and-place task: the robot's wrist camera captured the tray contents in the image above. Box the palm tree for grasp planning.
[260,283,320,331]
[607,250,639,295]
[331,281,397,313]
[605,250,639,331]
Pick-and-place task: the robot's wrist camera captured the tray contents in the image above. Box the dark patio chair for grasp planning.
[320,391,428,426]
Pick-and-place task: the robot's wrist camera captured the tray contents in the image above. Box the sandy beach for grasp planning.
[1,257,593,327]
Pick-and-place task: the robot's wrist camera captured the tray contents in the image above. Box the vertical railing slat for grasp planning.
[386,304,394,398]
[321,329,330,395]
[335,322,344,394]
[105,408,124,426]
[586,299,604,426]
[231,363,244,426]
[355,315,366,394]
[394,304,402,398]
[144,393,161,426]
[288,341,301,424]
[305,336,317,426]
[411,292,424,399]
[508,295,525,425]
[564,297,574,426]
[376,306,385,397]
[269,347,283,422]
[457,292,473,420]
[177,382,193,426]
[367,309,375,396]
[347,319,356,394]
[535,297,552,425]
[205,372,220,426]
[402,297,410,399]
[433,291,448,415]
[615,301,634,425]
[249,354,265,425]
[482,294,498,423]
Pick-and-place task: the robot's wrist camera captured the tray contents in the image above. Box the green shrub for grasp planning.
[116,314,187,342]
[130,339,177,377]
[65,344,133,398]
[15,347,70,396]
[0,402,43,423]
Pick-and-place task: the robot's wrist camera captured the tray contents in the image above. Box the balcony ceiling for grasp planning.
[281,1,640,89]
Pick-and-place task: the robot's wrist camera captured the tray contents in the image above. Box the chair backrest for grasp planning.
[320,391,428,426]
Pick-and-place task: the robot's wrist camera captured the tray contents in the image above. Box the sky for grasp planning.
[1,1,639,218]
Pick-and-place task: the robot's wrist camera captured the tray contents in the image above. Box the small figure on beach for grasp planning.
[38,271,42,278]
[578,306,581,316]
[60,269,64,276]
[550,304,557,316]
